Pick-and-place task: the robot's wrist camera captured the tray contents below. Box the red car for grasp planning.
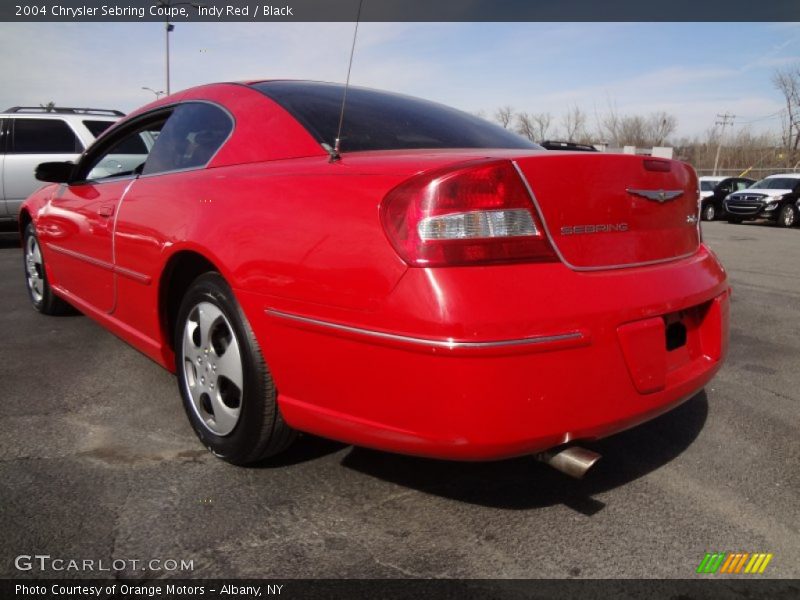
[21,81,729,473]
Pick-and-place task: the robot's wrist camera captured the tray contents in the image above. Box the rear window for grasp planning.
[251,81,538,153]
[700,180,716,191]
[83,120,116,138]
[11,118,83,154]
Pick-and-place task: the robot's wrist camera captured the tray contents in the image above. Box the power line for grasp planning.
[737,109,787,125]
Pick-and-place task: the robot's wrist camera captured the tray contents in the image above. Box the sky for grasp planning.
[1,21,799,139]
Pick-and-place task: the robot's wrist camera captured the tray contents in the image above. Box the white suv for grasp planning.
[0,106,122,227]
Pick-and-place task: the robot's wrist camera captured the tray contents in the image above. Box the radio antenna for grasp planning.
[329,0,364,162]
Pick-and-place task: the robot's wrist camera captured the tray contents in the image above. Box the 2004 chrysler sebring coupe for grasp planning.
[21,81,729,473]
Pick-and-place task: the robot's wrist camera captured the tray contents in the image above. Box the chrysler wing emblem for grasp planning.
[626,188,684,203]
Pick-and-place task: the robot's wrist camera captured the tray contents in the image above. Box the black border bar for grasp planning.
[3,0,800,22]
[2,579,799,600]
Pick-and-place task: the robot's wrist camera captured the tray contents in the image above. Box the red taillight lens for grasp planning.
[380,159,557,267]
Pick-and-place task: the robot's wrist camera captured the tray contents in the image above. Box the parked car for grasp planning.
[698,176,755,221]
[724,174,800,227]
[540,140,598,152]
[0,107,122,228]
[20,81,729,473]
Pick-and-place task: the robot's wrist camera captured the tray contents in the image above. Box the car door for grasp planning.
[714,178,733,198]
[111,102,233,337]
[3,117,84,220]
[37,113,166,313]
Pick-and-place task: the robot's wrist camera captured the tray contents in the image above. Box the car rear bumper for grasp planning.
[237,244,729,461]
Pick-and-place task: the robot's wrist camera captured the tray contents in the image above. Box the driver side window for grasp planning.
[84,122,165,181]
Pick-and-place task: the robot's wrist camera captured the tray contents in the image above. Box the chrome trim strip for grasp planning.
[47,243,113,271]
[46,243,151,286]
[510,160,697,272]
[114,265,152,285]
[266,308,584,349]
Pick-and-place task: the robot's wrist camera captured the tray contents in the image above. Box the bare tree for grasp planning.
[562,105,588,142]
[494,105,514,129]
[597,103,678,147]
[598,101,621,144]
[531,112,554,141]
[673,127,781,175]
[515,111,553,142]
[515,112,536,141]
[646,111,678,146]
[772,65,800,163]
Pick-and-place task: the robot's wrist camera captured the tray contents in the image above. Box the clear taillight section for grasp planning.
[380,159,556,267]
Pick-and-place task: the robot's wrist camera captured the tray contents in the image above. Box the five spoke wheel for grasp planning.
[22,223,71,315]
[25,234,44,304]
[175,272,296,463]
[182,301,244,436]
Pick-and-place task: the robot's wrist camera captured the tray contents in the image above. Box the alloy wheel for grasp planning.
[25,235,44,304]
[181,301,244,436]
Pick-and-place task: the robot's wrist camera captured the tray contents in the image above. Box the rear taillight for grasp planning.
[380,160,556,267]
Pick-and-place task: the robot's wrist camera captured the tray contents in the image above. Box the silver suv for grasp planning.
[0,106,122,226]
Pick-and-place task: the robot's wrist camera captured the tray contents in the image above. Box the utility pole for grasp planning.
[713,113,735,176]
[156,0,203,96]
[165,20,174,95]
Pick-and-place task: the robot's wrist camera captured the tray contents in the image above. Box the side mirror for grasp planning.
[35,161,74,183]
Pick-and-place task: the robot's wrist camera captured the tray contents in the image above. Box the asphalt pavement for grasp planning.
[0,221,798,579]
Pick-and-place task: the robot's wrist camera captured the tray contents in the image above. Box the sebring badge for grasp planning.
[626,188,684,203]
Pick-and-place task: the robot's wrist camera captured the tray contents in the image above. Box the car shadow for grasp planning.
[337,391,709,515]
[251,433,349,469]
[0,233,21,248]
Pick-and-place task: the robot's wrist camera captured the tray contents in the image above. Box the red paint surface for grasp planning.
[21,83,729,460]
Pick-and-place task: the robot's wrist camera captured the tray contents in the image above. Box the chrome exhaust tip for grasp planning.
[535,446,601,479]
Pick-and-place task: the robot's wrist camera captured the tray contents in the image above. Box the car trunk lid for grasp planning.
[513,153,700,269]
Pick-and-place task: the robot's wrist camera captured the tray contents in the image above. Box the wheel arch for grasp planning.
[18,209,32,237]
[159,249,223,355]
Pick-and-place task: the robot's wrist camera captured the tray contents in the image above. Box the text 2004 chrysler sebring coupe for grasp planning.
[21,81,729,473]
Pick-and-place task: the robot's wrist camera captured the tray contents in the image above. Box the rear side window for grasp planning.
[142,102,232,176]
[83,120,116,138]
[11,118,83,153]
[252,81,538,153]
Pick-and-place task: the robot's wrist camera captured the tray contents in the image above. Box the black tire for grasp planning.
[702,203,716,221]
[727,217,743,224]
[22,223,73,315]
[776,204,796,228]
[174,272,295,464]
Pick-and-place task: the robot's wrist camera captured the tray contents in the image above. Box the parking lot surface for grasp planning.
[0,221,798,579]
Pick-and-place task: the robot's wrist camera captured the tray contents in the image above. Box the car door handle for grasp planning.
[97,204,115,217]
